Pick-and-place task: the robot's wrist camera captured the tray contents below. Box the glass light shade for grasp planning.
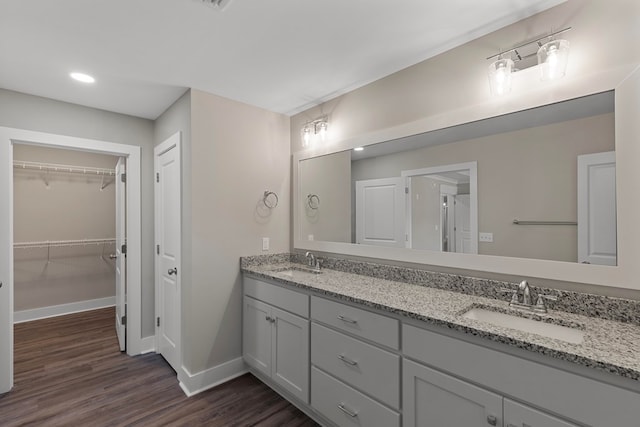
[316,121,328,141]
[537,39,570,81]
[488,58,514,96]
[301,126,312,147]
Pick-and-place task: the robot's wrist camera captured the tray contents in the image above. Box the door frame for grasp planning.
[402,161,478,254]
[0,127,143,392]
[153,132,182,372]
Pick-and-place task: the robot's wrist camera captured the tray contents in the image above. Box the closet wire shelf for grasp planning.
[14,239,117,262]
[13,161,116,177]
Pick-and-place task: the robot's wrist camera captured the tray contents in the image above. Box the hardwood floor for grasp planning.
[0,307,319,426]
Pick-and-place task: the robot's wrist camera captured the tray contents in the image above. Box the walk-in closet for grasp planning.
[13,145,119,322]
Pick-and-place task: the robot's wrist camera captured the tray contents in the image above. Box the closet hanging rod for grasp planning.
[13,160,116,177]
[14,238,117,249]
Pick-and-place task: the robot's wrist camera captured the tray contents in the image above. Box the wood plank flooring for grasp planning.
[0,307,319,426]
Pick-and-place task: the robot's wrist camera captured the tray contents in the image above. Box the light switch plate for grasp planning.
[262,237,269,251]
[479,232,494,243]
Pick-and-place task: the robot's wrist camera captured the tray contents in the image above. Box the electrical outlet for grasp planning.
[308,234,314,241]
[479,232,494,243]
[262,237,269,251]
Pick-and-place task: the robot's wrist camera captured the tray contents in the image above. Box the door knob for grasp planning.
[168,267,177,275]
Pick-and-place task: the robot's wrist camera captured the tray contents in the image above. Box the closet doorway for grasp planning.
[0,127,142,394]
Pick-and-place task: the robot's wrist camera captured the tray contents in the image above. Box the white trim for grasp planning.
[178,358,248,397]
[14,297,115,324]
[402,162,478,254]
[139,336,156,354]
[0,126,144,393]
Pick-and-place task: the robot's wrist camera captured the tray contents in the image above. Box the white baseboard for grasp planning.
[139,336,156,354]
[179,357,248,397]
[14,296,116,323]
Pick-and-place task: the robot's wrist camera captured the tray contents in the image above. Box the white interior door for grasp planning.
[355,177,406,247]
[578,151,616,265]
[115,157,126,351]
[454,194,473,254]
[155,132,181,372]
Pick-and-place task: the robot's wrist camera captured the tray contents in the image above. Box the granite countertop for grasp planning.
[242,261,640,382]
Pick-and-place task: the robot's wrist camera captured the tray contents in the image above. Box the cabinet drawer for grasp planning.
[244,276,309,318]
[311,296,399,349]
[403,324,640,427]
[311,323,400,409]
[311,367,400,427]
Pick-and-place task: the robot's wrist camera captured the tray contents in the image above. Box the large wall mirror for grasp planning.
[298,92,615,265]
[294,67,640,290]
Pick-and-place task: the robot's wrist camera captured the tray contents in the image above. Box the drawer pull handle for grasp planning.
[337,403,358,417]
[337,354,358,366]
[337,314,357,324]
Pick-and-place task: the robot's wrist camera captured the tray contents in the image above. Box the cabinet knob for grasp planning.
[487,414,498,426]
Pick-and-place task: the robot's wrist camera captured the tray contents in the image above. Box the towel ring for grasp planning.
[263,191,279,209]
[307,194,320,210]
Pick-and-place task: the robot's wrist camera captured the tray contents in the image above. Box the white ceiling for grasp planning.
[0,0,565,119]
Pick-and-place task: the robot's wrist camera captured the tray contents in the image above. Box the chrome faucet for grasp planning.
[519,280,531,306]
[305,251,321,271]
[500,280,532,309]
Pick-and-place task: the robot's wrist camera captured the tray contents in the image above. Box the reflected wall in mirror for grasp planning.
[297,91,616,265]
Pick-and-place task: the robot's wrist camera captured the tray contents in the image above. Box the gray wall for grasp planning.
[298,150,351,243]
[0,88,156,336]
[13,146,118,311]
[154,89,290,375]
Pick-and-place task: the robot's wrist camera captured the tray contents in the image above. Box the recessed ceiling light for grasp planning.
[70,72,95,83]
[354,147,364,152]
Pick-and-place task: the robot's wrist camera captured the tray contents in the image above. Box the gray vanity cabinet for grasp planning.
[504,400,579,427]
[242,278,310,404]
[310,296,401,427]
[403,359,503,427]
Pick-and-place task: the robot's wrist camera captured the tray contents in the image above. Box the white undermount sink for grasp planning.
[462,307,585,344]
[273,266,322,278]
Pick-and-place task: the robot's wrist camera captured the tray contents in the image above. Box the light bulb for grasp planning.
[302,126,312,147]
[318,121,328,141]
[488,58,514,96]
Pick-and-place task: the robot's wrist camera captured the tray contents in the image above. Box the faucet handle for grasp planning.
[499,287,519,304]
[534,294,558,313]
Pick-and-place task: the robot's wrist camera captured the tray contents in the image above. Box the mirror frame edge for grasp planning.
[293,64,640,291]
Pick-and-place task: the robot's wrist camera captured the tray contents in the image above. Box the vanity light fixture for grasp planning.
[301,116,329,148]
[70,72,95,84]
[486,27,571,95]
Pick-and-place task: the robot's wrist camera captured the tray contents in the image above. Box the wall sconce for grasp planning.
[487,27,571,96]
[301,116,329,147]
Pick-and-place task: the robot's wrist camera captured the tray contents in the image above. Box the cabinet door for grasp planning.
[403,359,503,427]
[272,306,309,403]
[504,399,579,427]
[243,296,272,377]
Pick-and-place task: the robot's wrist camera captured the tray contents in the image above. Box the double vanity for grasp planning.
[241,254,640,427]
